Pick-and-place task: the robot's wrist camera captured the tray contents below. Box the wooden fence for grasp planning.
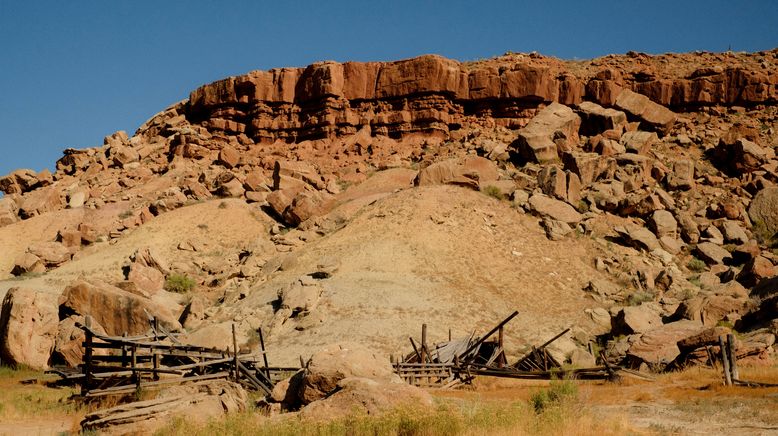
[72,316,298,398]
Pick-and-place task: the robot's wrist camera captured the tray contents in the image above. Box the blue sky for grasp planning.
[0,0,776,178]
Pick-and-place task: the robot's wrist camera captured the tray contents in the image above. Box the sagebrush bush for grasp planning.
[530,380,579,413]
[164,274,195,293]
[687,257,706,272]
[483,185,503,200]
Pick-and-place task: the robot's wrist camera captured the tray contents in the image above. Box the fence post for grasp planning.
[232,323,239,383]
[421,324,428,363]
[718,336,732,386]
[82,315,93,397]
[258,327,270,380]
[121,332,128,368]
[152,318,160,381]
[727,333,739,382]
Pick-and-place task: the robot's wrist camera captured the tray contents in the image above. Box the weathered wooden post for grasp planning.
[421,324,428,363]
[718,336,732,386]
[258,327,270,380]
[727,333,739,382]
[152,318,160,381]
[498,326,505,368]
[121,332,128,368]
[232,323,239,383]
[131,344,140,392]
[82,315,93,397]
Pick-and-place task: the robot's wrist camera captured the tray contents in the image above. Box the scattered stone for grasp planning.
[11,252,46,276]
[695,242,733,265]
[620,131,657,155]
[528,194,583,223]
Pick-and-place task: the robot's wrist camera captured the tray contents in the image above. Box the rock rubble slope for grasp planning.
[0,49,776,369]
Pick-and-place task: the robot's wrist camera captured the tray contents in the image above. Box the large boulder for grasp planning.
[298,342,398,405]
[0,169,40,195]
[279,277,323,315]
[299,377,433,420]
[625,320,704,368]
[0,196,18,227]
[674,294,751,327]
[27,241,72,268]
[415,156,498,190]
[649,210,677,239]
[614,89,676,134]
[11,252,46,276]
[576,101,627,136]
[611,305,662,336]
[0,287,59,369]
[749,187,778,239]
[18,186,63,219]
[58,279,182,336]
[513,102,581,163]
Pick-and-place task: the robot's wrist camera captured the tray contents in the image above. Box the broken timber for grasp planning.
[397,311,625,388]
[60,316,295,398]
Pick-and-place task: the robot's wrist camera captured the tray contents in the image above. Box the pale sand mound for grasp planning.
[222,185,614,364]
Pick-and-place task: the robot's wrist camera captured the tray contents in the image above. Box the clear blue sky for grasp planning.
[0,0,776,178]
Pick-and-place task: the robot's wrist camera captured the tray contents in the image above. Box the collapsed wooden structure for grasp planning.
[394,311,617,388]
[51,316,298,398]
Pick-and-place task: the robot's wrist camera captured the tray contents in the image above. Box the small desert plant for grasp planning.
[197,223,209,230]
[482,185,503,200]
[164,274,196,293]
[751,218,778,247]
[118,210,134,219]
[687,257,707,272]
[218,201,228,209]
[627,291,655,306]
[530,379,578,413]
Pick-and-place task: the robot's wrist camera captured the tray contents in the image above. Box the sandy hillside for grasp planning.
[191,184,615,365]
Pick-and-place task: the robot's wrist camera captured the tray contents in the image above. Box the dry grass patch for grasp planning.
[155,382,634,436]
[0,365,85,431]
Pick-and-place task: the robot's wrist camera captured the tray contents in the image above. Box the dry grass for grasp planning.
[0,365,86,432]
[155,380,635,436]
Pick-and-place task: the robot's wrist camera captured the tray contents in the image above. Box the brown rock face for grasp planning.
[0,287,59,369]
[58,279,181,336]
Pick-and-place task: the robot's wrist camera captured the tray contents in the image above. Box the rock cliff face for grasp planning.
[183,52,777,143]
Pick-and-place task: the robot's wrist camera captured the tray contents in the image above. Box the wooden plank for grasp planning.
[237,361,272,395]
[258,327,270,380]
[84,372,230,397]
[458,311,519,362]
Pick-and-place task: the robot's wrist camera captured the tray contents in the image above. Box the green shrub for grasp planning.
[687,257,707,272]
[530,380,578,413]
[164,274,196,293]
[627,291,655,306]
[751,219,778,247]
[482,185,503,200]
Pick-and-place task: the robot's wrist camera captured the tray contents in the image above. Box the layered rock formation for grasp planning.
[184,52,777,144]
